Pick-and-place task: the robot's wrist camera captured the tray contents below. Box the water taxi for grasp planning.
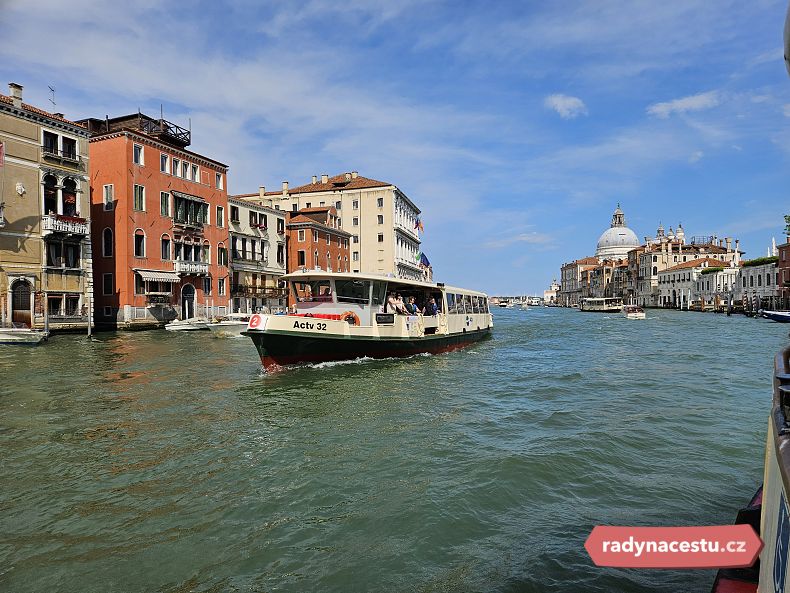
[621,305,646,320]
[242,271,493,370]
[164,318,210,331]
[207,313,253,337]
[0,324,48,345]
[579,297,623,312]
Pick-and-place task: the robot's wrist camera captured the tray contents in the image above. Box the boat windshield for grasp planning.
[335,279,371,304]
[292,280,333,303]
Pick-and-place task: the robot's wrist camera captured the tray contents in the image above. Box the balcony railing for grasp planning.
[174,260,209,275]
[231,285,288,298]
[173,218,204,230]
[42,214,89,235]
[41,146,82,166]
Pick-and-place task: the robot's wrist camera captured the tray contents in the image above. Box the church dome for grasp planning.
[595,205,639,261]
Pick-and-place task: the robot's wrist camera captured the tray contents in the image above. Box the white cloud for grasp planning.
[783,104,790,118]
[688,150,704,163]
[544,94,588,119]
[484,232,555,249]
[647,91,721,118]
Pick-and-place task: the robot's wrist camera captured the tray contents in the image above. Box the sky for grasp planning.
[2,0,789,295]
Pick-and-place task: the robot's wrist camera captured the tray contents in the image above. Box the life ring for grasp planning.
[341,311,360,325]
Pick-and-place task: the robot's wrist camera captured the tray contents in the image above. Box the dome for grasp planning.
[595,205,640,261]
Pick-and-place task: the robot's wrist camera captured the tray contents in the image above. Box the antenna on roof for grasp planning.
[48,85,56,108]
[160,103,163,121]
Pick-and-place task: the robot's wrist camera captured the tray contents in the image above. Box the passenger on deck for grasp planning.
[423,297,439,316]
[405,296,420,315]
[386,292,408,314]
[395,294,408,314]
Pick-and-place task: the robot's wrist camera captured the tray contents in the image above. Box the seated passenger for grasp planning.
[405,296,420,315]
[423,297,439,316]
[395,294,408,314]
[386,291,399,313]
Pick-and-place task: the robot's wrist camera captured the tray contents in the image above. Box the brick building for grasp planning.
[81,113,230,328]
[286,207,351,278]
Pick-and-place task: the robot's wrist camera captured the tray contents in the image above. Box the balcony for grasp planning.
[231,285,288,298]
[173,217,204,231]
[41,146,83,168]
[174,260,209,275]
[42,214,89,236]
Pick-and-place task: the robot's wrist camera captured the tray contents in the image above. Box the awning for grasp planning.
[171,190,205,202]
[135,269,181,283]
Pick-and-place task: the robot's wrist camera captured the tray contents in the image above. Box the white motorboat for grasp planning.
[207,313,254,337]
[761,310,790,323]
[0,324,48,345]
[621,305,646,320]
[164,318,210,331]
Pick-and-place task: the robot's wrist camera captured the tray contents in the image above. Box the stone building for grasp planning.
[286,206,351,272]
[559,256,598,306]
[0,82,93,331]
[226,197,287,313]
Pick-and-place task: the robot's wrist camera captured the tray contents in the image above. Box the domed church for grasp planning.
[595,204,640,262]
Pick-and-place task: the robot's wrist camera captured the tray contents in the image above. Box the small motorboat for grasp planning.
[761,310,790,323]
[622,305,646,320]
[0,324,48,345]
[164,318,210,331]
[207,312,254,337]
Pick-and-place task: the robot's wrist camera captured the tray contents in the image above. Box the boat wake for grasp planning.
[257,352,434,375]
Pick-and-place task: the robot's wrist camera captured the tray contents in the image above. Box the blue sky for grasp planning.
[2,0,789,295]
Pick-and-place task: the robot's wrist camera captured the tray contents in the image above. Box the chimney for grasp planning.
[282,181,288,196]
[8,82,22,108]
[345,172,351,181]
[321,174,329,184]
[53,112,64,119]
[259,186,266,199]
[725,237,732,252]
[351,171,358,179]
[312,175,317,184]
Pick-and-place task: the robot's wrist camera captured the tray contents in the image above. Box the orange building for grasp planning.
[286,207,351,305]
[81,113,230,328]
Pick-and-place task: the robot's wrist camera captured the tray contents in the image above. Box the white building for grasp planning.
[735,259,779,311]
[657,257,735,309]
[595,204,640,262]
[226,197,287,313]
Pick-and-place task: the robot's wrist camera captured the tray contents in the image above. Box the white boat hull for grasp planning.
[165,319,210,331]
[0,328,48,344]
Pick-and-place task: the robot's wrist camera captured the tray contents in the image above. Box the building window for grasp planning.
[292,203,298,212]
[277,244,284,264]
[133,184,145,211]
[191,164,198,182]
[103,273,113,295]
[377,197,383,208]
[353,217,359,226]
[161,235,171,260]
[335,201,342,210]
[218,244,227,266]
[133,144,144,165]
[215,172,223,189]
[377,215,384,224]
[43,130,57,154]
[102,228,113,257]
[103,184,114,210]
[216,206,224,227]
[203,277,211,295]
[172,158,180,177]
[62,137,76,160]
[160,192,170,216]
[218,278,226,295]
[230,206,239,223]
[353,235,359,244]
[297,250,306,267]
[298,229,305,242]
[377,233,384,243]
[306,202,311,209]
[277,219,285,233]
[103,306,113,317]
[353,251,359,261]
[326,232,330,245]
[250,211,257,226]
[160,153,168,173]
[134,229,146,257]
[352,200,359,210]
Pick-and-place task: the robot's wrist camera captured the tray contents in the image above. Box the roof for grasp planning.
[287,215,351,237]
[576,256,599,265]
[287,173,392,194]
[663,257,730,272]
[281,270,488,296]
[0,93,85,128]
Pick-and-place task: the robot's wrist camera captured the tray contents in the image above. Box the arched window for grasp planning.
[217,242,227,266]
[102,228,113,257]
[62,178,77,216]
[43,174,57,214]
[134,228,146,257]
[203,240,211,264]
[161,234,171,261]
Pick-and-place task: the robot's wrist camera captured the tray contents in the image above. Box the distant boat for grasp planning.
[165,318,210,331]
[0,324,48,345]
[622,305,646,320]
[761,310,790,323]
[579,297,623,312]
[207,313,254,337]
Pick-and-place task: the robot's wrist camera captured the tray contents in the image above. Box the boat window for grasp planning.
[371,281,387,306]
[292,280,333,302]
[484,298,490,313]
[472,296,480,313]
[446,293,456,314]
[454,294,462,314]
[463,294,472,314]
[336,279,371,304]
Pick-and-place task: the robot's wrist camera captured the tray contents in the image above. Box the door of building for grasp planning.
[181,284,195,319]
[11,281,32,327]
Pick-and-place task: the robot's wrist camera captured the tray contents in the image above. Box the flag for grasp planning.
[419,252,430,267]
[414,217,424,233]
[0,141,4,168]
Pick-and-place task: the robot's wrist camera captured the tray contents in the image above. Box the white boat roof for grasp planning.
[281,270,488,297]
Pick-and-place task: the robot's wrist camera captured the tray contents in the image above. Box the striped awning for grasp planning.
[171,190,205,202]
[135,269,180,283]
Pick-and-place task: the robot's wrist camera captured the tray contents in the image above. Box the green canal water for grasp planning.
[1,308,787,592]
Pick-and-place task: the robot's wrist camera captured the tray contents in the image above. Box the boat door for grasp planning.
[11,280,32,327]
[181,284,195,319]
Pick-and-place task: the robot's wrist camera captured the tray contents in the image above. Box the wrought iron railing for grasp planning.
[174,260,209,275]
[42,214,88,235]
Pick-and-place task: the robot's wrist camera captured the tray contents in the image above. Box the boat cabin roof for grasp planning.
[282,270,488,297]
